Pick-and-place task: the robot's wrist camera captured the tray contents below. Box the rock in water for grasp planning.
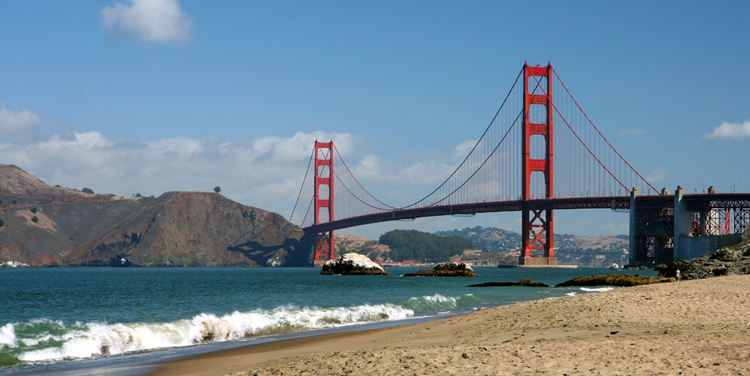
[555,274,672,287]
[401,262,478,277]
[321,253,387,275]
[468,279,548,287]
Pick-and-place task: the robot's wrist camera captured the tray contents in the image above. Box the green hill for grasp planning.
[378,229,474,263]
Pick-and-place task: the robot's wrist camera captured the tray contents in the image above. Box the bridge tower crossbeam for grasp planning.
[521,63,556,266]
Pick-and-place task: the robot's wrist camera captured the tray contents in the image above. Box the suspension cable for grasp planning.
[332,169,394,211]
[427,110,523,207]
[289,145,315,222]
[402,67,525,209]
[550,67,657,192]
[332,144,397,210]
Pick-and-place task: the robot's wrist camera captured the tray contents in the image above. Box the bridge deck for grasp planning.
[305,196,631,233]
[304,193,750,233]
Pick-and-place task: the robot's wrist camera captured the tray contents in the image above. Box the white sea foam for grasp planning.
[565,292,577,296]
[13,303,414,363]
[419,294,456,304]
[580,287,615,293]
[0,323,16,347]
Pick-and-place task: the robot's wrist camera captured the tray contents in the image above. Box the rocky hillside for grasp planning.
[334,233,377,254]
[334,233,390,261]
[0,165,312,267]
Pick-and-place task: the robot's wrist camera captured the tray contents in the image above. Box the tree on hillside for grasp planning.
[379,229,474,262]
[82,187,94,194]
[214,186,221,194]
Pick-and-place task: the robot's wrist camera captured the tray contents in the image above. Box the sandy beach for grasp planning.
[153,275,750,376]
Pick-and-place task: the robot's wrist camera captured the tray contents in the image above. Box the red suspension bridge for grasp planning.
[290,63,750,267]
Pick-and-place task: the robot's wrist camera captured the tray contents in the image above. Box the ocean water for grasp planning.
[0,266,656,375]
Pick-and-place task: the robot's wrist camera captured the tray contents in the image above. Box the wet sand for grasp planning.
[153,275,750,376]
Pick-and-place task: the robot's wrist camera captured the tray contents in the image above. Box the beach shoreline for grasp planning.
[152,275,750,376]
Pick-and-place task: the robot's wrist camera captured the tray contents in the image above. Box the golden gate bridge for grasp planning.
[290,63,750,267]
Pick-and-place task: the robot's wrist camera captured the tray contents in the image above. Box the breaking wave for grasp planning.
[402,293,476,313]
[580,287,615,293]
[0,303,416,366]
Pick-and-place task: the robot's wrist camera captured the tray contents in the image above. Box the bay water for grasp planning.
[0,266,656,375]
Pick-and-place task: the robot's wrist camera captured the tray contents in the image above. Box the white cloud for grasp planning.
[0,103,43,137]
[0,129,637,238]
[704,119,750,139]
[597,221,628,235]
[353,154,383,179]
[0,131,352,218]
[101,0,192,44]
[453,139,478,159]
[646,167,666,183]
[619,128,646,136]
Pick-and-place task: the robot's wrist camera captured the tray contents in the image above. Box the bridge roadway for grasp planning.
[305,196,632,233]
[305,193,750,234]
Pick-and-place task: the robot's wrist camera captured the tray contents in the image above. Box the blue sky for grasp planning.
[1,1,748,240]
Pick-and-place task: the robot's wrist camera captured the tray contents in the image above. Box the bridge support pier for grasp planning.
[313,141,335,266]
[519,63,556,266]
[313,231,334,267]
[628,188,638,266]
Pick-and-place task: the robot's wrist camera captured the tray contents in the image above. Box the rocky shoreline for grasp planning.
[656,230,750,281]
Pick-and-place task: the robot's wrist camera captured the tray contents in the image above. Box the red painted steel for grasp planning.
[306,196,631,234]
[521,63,555,263]
[313,141,335,264]
[288,62,690,266]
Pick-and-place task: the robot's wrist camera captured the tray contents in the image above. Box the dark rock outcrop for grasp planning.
[321,253,387,275]
[0,242,59,266]
[624,265,650,270]
[468,279,548,287]
[657,240,750,281]
[401,262,478,277]
[555,274,672,287]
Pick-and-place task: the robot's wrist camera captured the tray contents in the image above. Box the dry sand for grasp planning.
[153,275,750,376]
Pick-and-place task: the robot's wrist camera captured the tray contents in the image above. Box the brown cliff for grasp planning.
[0,165,313,267]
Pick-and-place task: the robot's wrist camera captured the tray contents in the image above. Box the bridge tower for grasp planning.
[313,141,335,266]
[520,63,556,266]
